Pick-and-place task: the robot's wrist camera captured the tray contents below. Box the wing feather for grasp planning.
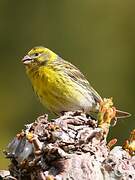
[51,57,102,103]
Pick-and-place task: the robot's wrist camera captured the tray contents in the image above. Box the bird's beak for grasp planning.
[22,55,33,65]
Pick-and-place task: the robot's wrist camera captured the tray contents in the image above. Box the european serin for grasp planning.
[22,46,130,118]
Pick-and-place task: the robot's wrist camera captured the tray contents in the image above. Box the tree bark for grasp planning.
[1,112,135,180]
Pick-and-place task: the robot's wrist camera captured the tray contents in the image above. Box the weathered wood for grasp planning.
[1,112,135,180]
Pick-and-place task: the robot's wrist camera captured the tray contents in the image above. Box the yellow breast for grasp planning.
[26,65,85,114]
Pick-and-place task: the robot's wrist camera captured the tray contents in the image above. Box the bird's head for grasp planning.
[22,46,57,68]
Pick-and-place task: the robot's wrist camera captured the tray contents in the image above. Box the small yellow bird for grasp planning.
[22,46,130,118]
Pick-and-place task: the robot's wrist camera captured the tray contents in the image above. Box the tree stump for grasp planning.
[1,111,135,180]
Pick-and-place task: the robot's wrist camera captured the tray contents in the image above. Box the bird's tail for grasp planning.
[116,109,131,118]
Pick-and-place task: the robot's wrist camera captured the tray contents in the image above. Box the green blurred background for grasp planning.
[0,0,135,169]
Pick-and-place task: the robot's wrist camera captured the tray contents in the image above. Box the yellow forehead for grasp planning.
[28,46,49,55]
[27,46,57,62]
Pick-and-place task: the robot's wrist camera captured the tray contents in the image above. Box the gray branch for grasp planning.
[1,112,135,180]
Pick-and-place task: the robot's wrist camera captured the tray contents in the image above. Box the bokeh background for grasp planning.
[0,0,135,169]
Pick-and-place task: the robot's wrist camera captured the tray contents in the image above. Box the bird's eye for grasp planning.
[34,53,39,56]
